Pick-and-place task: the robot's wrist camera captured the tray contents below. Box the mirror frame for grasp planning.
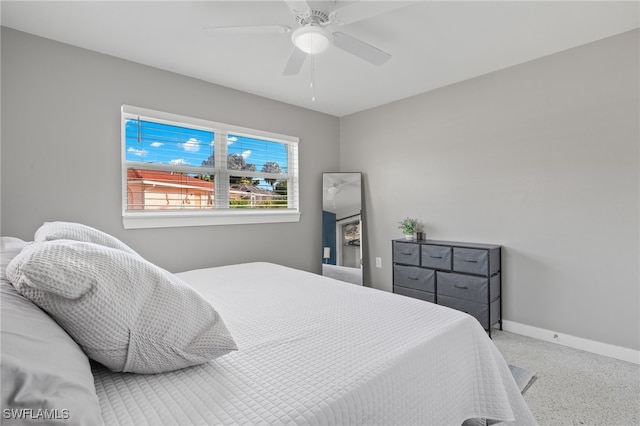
[321,172,364,285]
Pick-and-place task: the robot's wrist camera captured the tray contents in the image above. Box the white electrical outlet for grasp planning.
[375,257,382,268]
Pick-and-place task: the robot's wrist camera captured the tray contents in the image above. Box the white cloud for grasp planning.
[170,158,190,165]
[227,136,238,145]
[179,138,200,152]
[128,147,148,156]
[241,150,251,159]
[150,141,163,148]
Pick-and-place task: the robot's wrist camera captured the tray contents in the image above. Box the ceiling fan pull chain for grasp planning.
[310,54,316,102]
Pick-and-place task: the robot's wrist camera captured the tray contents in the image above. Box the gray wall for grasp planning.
[2,27,639,352]
[1,28,340,274]
[340,30,639,351]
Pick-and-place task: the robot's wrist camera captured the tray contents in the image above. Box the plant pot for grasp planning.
[404,233,414,241]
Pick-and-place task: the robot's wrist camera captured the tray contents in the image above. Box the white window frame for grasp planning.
[121,105,300,229]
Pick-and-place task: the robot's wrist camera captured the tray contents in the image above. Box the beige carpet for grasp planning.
[492,330,640,426]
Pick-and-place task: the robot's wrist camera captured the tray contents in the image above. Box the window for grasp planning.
[122,105,300,229]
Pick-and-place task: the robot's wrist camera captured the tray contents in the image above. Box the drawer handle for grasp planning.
[463,259,478,263]
[409,276,419,280]
[454,285,469,290]
[429,255,443,259]
[401,251,413,255]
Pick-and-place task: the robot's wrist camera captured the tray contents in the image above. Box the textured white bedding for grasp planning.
[92,262,536,425]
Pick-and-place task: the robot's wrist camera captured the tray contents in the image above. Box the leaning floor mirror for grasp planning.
[322,172,363,285]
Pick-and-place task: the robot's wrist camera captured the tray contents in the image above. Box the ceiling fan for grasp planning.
[205,1,411,76]
[324,173,360,201]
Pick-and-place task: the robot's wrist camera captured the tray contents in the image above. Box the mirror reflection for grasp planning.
[322,172,363,285]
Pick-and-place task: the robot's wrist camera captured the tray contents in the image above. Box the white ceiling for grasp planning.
[2,1,638,117]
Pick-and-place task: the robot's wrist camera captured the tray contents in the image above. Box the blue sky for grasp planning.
[125,119,288,173]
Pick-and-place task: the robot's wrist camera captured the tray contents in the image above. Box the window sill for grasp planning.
[123,209,301,229]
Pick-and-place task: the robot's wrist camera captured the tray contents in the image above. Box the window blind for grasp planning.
[121,105,300,228]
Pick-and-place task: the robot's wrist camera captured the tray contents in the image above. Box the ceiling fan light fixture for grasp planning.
[292,26,331,54]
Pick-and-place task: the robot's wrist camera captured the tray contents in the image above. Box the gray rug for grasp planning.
[509,364,536,394]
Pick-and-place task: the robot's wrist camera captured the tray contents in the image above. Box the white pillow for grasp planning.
[1,237,27,281]
[6,240,237,374]
[34,221,138,255]
[1,237,104,425]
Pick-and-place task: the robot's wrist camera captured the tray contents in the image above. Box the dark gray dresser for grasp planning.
[392,239,502,336]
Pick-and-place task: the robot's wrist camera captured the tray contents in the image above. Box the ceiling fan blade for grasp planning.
[284,0,311,15]
[204,25,291,35]
[331,1,414,25]
[331,0,360,12]
[327,175,342,186]
[332,32,390,65]
[283,47,308,76]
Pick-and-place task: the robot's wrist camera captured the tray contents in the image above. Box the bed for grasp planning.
[1,222,536,426]
[321,263,362,285]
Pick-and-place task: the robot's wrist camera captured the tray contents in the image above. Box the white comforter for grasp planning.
[92,262,536,425]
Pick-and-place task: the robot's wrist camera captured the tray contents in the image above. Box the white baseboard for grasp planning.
[501,320,640,365]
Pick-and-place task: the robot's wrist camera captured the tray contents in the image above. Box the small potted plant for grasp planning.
[398,217,418,240]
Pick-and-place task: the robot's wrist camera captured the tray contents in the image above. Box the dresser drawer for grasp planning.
[394,265,435,292]
[393,242,420,266]
[421,245,452,270]
[394,286,435,303]
[438,295,501,330]
[453,247,490,275]
[436,272,500,302]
